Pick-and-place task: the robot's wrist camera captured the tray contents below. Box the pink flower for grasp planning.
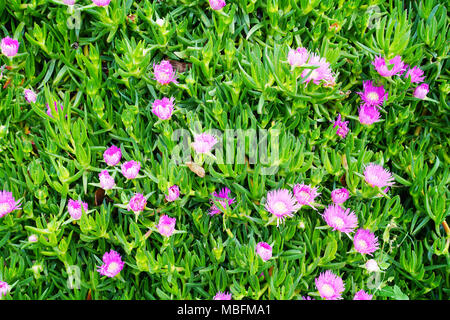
[99,170,115,190]
[92,0,111,6]
[288,47,309,67]
[209,0,226,10]
[192,133,218,154]
[292,184,320,208]
[68,199,88,220]
[358,104,381,125]
[0,191,21,218]
[1,37,19,57]
[315,270,345,300]
[165,185,180,202]
[413,83,429,99]
[265,189,300,226]
[152,97,174,120]
[28,234,38,243]
[157,215,176,237]
[103,145,122,166]
[353,289,373,300]
[97,250,124,278]
[0,281,10,297]
[354,229,379,255]
[322,204,358,234]
[63,0,76,4]
[404,66,425,84]
[333,114,349,138]
[127,193,147,214]
[24,89,37,103]
[365,259,380,273]
[372,55,406,77]
[256,242,272,261]
[357,80,388,107]
[213,291,232,300]
[121,160,141,179]
[302,296,315,300]
[153,60,177,85]
[330,188,349,204]
[363,163,394,188]
[209,187,235,216]
[46,101,65,118]
[301,53,335,85]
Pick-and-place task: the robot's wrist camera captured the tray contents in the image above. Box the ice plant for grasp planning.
[209,0,226,10]
[127,193,147,214]
[103,145,122,166]
[330,188,349,204]
[333,114,349,138]
[157,215,176,237]
[0,281,10,298]
[265,189,300,226]
[152,97,174,120]
[357,80,388,107]
[209,187,235,216]
[213,291,232,300]
[153,60,177,85]
[98,170,115,190]
[354,229,379,255]
[1,37,19,57]
[68,199,88,220]
[322,204,358,234]
[0,191,21,218]
[24,89,37,103]
[365,259,380,273]
[363,163,394,188]
[121,160,141,179]
[358,104,381,125]
[292,184,320,208]
[353,289,373,300]
[288,47,309,67]
[165,185,180,202]
[315,270,345,300]
[97,250,124,278]
[28,234,38,243]
[301,53,335,86]
[256,242,272,261]
[404,66,425,84]
[413,83,429,99]
[372,55,406,77]
[46,101,64,118]
[192,133,218,154]
[301,296,315,300]
[92,0,111,6]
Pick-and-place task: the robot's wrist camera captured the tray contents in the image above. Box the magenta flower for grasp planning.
[413,83,429,99]
[213,291,232,300]
[288,47,309,67]
[97,250,124,278]
[265,189,300,226]
[301,296,315,300]
[330,188,349,204]
[256,242,272,261]
[0,191,21,218]
[358,104,381,125]
[323,204,358,234]
[192,133,218,154]
[127,193,147,214]
[24,89,37,103]
[165,185,180,202]
[68,199,88,220]
[372,55,406,77]
[357,80,388,107]
[103,145,122,166]
[63,0,76,4]
[209,0,226,10]
[404,66,425,84]
[28,234,38,243]
[153,60,177,85]
[301,53,335,86]
[0,281,10,298]
[292,184,320,208]
[354,229,379,255]
[333,114,349,138]
[209,187,235,216]
[92,0,111,6]
[152,97,174,120]
[353,289,373,300]
[99,170,115,190]
[121,160,141,179]
[1,37,19,57]
[157,215,176,237]
[363,163,394,188]
[315,270,345,300]
[46,101,64,118]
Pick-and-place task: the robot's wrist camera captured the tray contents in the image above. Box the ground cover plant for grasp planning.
[0,0,449,300]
